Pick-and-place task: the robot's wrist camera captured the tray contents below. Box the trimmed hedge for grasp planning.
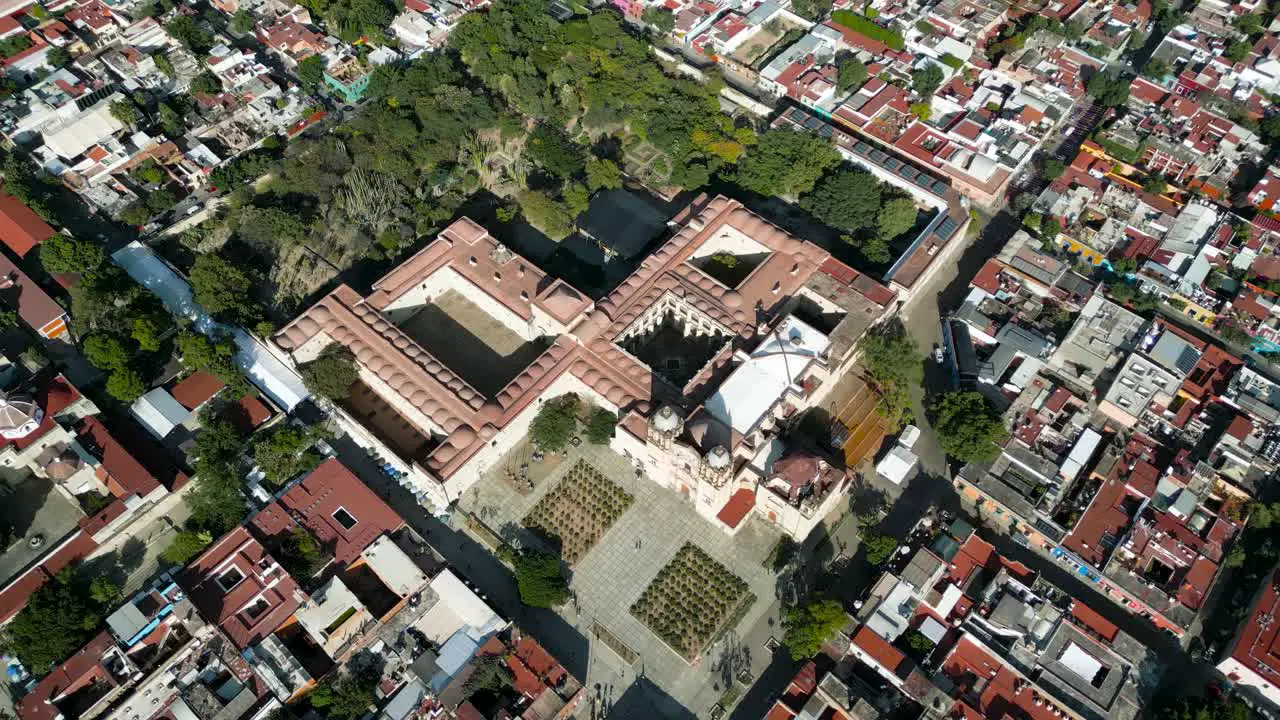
[940,52,964,69]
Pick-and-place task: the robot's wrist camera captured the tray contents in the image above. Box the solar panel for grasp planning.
[899,166,917,179]
[871,150,888,162]
[1176,346,1200,375]
[938,218,958,237]
[914,174,931,187]
[884,157,901,170]
[932,181,948,193]
[819,125,833,137]
[856,141,872,153]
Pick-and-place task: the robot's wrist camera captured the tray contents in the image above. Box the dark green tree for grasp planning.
[252,424,330,486]
[733,129,841,198]
[6,571,114,670]
[782,598,845,658]
[586,407,616,444]
[931,391,1007,463]
[299,344,359,401]
[531,395,579,451]
[165,16,213,55]
[309,671,378,720]
[297,55,326,88]
[801,167,882,232]
[39,234,101,275]
[161,530,213,566]
[910,63,944,97]
[876,196,917,241]
[837,57,868,93]
[513,549,569,608]
[1085,70,1130,107]
[641,6,675,33]
[190,253,260,323]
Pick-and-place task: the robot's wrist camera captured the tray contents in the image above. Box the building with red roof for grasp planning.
[0,194,53,258]
[249,457,404,566]
[1218,565,1280,707]
[178,527,304,649]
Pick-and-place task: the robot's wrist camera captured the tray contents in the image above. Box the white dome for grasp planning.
[652,405,680,433]
[0,391,41,440]
[706,445,731,470]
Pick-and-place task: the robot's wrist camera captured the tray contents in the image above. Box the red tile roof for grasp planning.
[77,416,163,498]
[716,488,755,529]
[249,458,403,565]
[1223,566,1280,687]
[0,194,53,257]
[225,395,272,434]
[178,527,302,649]
[171,370,225,410]
[1069,600,1118,643]
[0,248,66,338]
[15,631,116,720]
[852,625,908,678]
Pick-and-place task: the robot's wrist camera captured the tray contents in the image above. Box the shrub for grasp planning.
[162,530,213,566]
[782,598,846,658]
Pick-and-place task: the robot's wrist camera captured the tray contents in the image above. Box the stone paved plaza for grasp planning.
[460,441,782,715]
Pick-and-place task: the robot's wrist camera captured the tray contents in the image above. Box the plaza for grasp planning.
[459,439,781,711]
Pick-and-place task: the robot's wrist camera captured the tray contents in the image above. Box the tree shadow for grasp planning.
[608,675,697,720]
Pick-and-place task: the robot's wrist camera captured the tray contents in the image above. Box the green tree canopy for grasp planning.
[231,8,255,33]
[525,124,588,179]
[161,530,213,566]
[40,234,103,275]
[513,549,569,608]
[876,196,917,241]
[299,344,358,401]
[190,253,260,323]
[309,670,378,720]
[83,333,132,371]
[297,55,326,88]
[931,391,1007,463]
[1235,13,1265,36]
[732,129,841,198]
[782,598,846,658]
[531,395,579,451]
[837,57,868,93]
[586,407,616,444]
[6,571,115,670]
[165,15,213,55]
[106,368,147,401]
[642,6,676,32]
[1085,70,1130,107]
[252,424,330,486]
[517,190,575,240]
[188,420,249,534]
[109,99,140,127]
[585,158,623,191]
[910,63,944,97]
[859,321,923,427]
[801,166,882,232]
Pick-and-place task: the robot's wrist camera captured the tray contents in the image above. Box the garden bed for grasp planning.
[630,543,755,662]
[522,460,633,564]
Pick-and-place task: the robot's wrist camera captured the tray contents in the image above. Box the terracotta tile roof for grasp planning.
[171,370,225,410]
[1068,600,1118,643]
[15,631,117,720]
[77,416,163,498]
[715,488,755,529]
[0,247,66,338]
[178,527,302,649]
[1223,566,1280,685]
[852,625,908,678]
[0,194,53,257]
[226,395,272,434]
[249,458,403,565]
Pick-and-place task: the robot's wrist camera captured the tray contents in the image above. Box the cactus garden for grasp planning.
[523,460,634,564]
[631,543,755,662]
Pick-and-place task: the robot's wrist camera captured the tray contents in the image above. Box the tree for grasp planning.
[190,253,260,322]
[277,526,328,579]
[876,196,917,241]
[585,158,622,191]
[1086,70,1130,107]
[188,421,249,534]
[781,598,845,658]
[161,530,213,566]
[231,8,255,33]
[1235,13,1265,36]
[531,394,579,451]
[837,57,867,93]
[861,531,898,565]
[1142,57,1170,79]
[252,424,329,486]
[517,190,575,240]
[176,331,243,388]
[40,234,103,275]
[801,167,882,232]
[586,407,616,444]
[83,333,132,370]
[859,321,922,428]
[1224,40,1252,63]
[1219,321,1252,346]
[309,672,378,720]
[189,71,222,96]
[641,6,675,33]
[154,52,175,78]
[299,344,358,401]
[1040,216,1062,239]
[45,46,70,68]
[733,129,841,198]
[911,64,944,97]
[1042,157,1065,180]
[165,15,213,55]
[106,368,146,401]
[525,124,588,178]
[132,315,165,352]
[931,391,1007,463]
[1143,173,1167,195]
[297,55,325,88]
[909,101,931,120]
[110,99,140,126]
[6,571,113,670]
[842,234,892,264]
[120,203,151,226]
[513,549,569,608]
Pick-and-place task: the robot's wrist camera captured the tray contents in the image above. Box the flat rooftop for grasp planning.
[0,470,84,587]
